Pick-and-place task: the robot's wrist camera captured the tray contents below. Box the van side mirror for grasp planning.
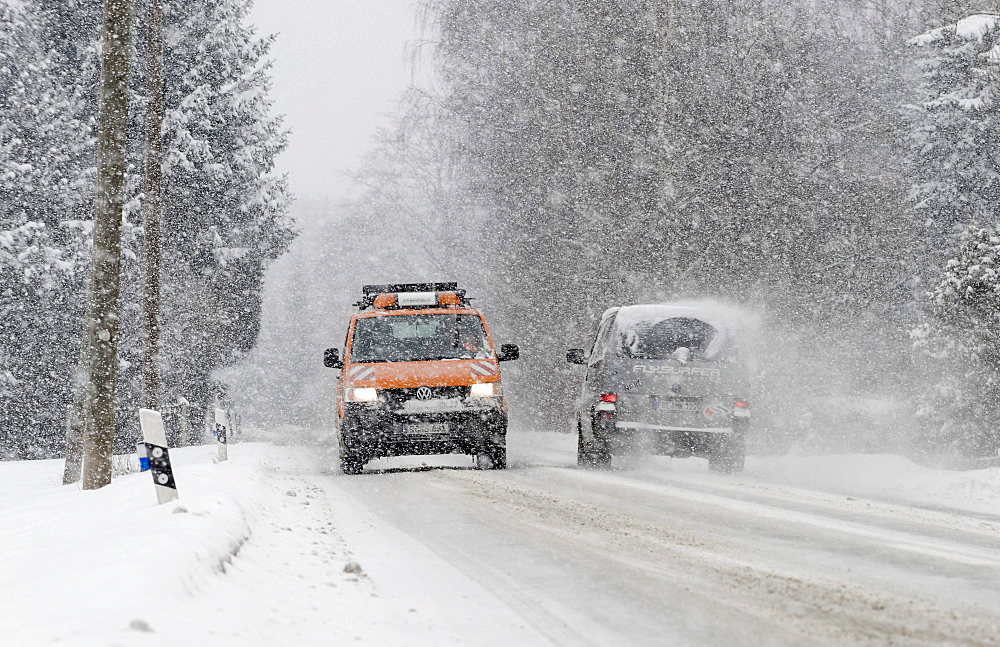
[323,348,343,369]
[498,344,519,362]
[566,348,587,365]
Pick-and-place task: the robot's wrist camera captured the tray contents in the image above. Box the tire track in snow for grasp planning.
[427,467,1000,646]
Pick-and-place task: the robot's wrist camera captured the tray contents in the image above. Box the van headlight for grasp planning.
[470,382,500,397]
[346,387,378,402]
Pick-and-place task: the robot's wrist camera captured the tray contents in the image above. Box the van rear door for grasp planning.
[609,315,742,430]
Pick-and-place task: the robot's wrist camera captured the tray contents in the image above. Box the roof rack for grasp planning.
[354,282,468,309]
[362,282,458,295]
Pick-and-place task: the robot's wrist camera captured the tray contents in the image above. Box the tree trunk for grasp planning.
[80,0,132,490]
[142,0,164,411]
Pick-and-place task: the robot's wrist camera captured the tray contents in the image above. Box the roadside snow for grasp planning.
[747,452,1000,515]
[0,443,545,646]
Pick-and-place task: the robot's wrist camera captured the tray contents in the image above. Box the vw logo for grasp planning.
[415,387,433,400]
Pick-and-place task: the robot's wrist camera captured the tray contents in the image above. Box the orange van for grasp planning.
[323,283,519,474]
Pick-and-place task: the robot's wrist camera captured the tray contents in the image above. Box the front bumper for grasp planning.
[341,403,506,460]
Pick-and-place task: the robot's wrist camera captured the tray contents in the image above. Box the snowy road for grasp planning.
[303,431,1000,646]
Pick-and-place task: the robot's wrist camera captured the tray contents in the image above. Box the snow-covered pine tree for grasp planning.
[156,0,293,428]
[3,0,291,457]
[913,225,1000,456]
[907,13,1000,285]
[907,14,1000,457]
[0,0,97,458]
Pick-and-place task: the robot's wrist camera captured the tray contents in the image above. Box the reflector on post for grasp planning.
[214,408,229,462]
[136,440,149,471]
[139,408,178,504]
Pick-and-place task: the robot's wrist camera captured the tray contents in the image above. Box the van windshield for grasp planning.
[350,314,491,363]
[618,317,720,361]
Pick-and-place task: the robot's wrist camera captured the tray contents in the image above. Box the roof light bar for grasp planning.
[397,291,437,307]
[355,283,470,310]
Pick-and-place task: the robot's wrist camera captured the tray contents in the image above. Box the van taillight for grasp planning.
[733,400,749,409]
[601,393,617,402]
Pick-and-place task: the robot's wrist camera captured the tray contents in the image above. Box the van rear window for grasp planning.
[350,314,490,363]
[619,317,718,361]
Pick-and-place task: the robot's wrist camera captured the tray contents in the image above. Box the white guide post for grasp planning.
[214,407,229,462]
[139,408,179,504]
[177,397,190,447]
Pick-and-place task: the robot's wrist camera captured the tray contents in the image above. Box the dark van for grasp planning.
[567,302,753,472]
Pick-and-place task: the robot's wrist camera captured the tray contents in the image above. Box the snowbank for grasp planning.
[0,442,548,646]
[0,448,261,645]
[748,452,1000,514]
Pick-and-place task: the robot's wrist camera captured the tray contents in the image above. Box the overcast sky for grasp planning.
[249,1,421,200]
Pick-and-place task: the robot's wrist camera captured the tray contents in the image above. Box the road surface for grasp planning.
[289,430,1000,646]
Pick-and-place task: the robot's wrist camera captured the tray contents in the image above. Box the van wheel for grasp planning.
[709,427,746,473]
[341,454,364,475]
[577,422,611,468]
[490,444,507,469]
[476,443,506,470]
[339,436,365,475]
[339,417,367,475]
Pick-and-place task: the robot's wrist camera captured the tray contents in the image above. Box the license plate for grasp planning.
[652,396,700,411]
[402,422,450,435]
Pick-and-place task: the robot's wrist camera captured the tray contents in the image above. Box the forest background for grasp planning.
[1,0,293,458]
[3,0,1000,460]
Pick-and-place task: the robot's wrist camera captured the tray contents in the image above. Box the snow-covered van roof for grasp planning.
[612,301,754,333]
[608,301,757,361]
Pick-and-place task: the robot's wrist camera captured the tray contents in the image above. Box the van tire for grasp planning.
[490,444,507,469]
[476,443,507,470]
[339,438,364,475]
[341,454,364,475]
[577,422,611,468]
[338,414,368,475]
